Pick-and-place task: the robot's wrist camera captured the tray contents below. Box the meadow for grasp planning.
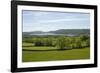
[22,35,90,62]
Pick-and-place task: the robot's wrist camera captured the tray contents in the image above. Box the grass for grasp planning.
[22,46,90,62]
[23,46,57,50]
[22,42,34,47]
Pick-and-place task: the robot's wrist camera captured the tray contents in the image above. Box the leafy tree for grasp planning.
[34,38,44,46]
[74,37,82,48]
[45,38,53,46]
[84,39,90,47]
[57,37,66,50]
[79,35,89,41]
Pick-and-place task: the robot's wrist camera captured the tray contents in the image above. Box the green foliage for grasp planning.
[22,35,90,62]
[57,37,66,50]
[23,38,33,43]
[79,35,89,41]
[23,35,90,49]
[33,37,53,46]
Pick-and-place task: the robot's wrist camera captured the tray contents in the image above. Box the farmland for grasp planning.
[22,10,90,62]
[22,47,90,62]
[22,34,90,62]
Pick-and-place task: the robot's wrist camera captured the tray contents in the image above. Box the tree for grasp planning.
[75,37,82,48]
[57,37,66,50]
[34,38,44,46]
[79,35,89,41]
[45,38,53,46]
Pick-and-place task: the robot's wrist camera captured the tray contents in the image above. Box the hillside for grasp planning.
[23,29,90,36]
[48,29,90,35]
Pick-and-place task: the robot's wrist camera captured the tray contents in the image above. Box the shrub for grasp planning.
[34,38,54,46]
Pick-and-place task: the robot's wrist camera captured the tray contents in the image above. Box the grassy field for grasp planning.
[22,47,90,62]
[22,35,90,62]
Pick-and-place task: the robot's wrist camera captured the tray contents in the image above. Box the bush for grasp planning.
[35,41,43,46]
[34,38,53,46]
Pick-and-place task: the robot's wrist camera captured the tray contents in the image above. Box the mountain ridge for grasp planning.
[23,29,90,36]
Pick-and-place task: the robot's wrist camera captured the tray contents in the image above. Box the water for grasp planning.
[30,33,76,36]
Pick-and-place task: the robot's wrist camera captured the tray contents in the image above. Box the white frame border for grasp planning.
[17,5,94,68]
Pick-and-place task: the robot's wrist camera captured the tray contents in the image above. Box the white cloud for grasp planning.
[38,18,89,24]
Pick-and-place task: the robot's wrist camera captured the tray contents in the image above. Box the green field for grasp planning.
[22,47,90,62]
[22,35,90,62]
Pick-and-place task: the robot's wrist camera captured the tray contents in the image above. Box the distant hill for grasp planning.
[23,29,90,36]
[48,29,90,35]
[23,31,44,35]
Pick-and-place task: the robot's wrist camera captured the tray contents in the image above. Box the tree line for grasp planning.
[23,35,90,50]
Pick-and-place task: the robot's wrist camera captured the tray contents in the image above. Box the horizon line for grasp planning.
[23,28,90,32]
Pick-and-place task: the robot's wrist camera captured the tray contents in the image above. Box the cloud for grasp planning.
[38,18,89,24]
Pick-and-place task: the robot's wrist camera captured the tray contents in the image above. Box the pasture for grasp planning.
[22,35,90,62]
[22,47,90,62]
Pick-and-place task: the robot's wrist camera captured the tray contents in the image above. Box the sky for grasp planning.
[22,10,90,32]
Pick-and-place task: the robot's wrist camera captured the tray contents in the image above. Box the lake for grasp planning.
[29,33,76,36]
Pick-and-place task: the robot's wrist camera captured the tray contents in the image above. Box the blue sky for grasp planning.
[22,10,90,32]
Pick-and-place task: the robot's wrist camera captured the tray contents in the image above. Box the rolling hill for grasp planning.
[23,29,90,36]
